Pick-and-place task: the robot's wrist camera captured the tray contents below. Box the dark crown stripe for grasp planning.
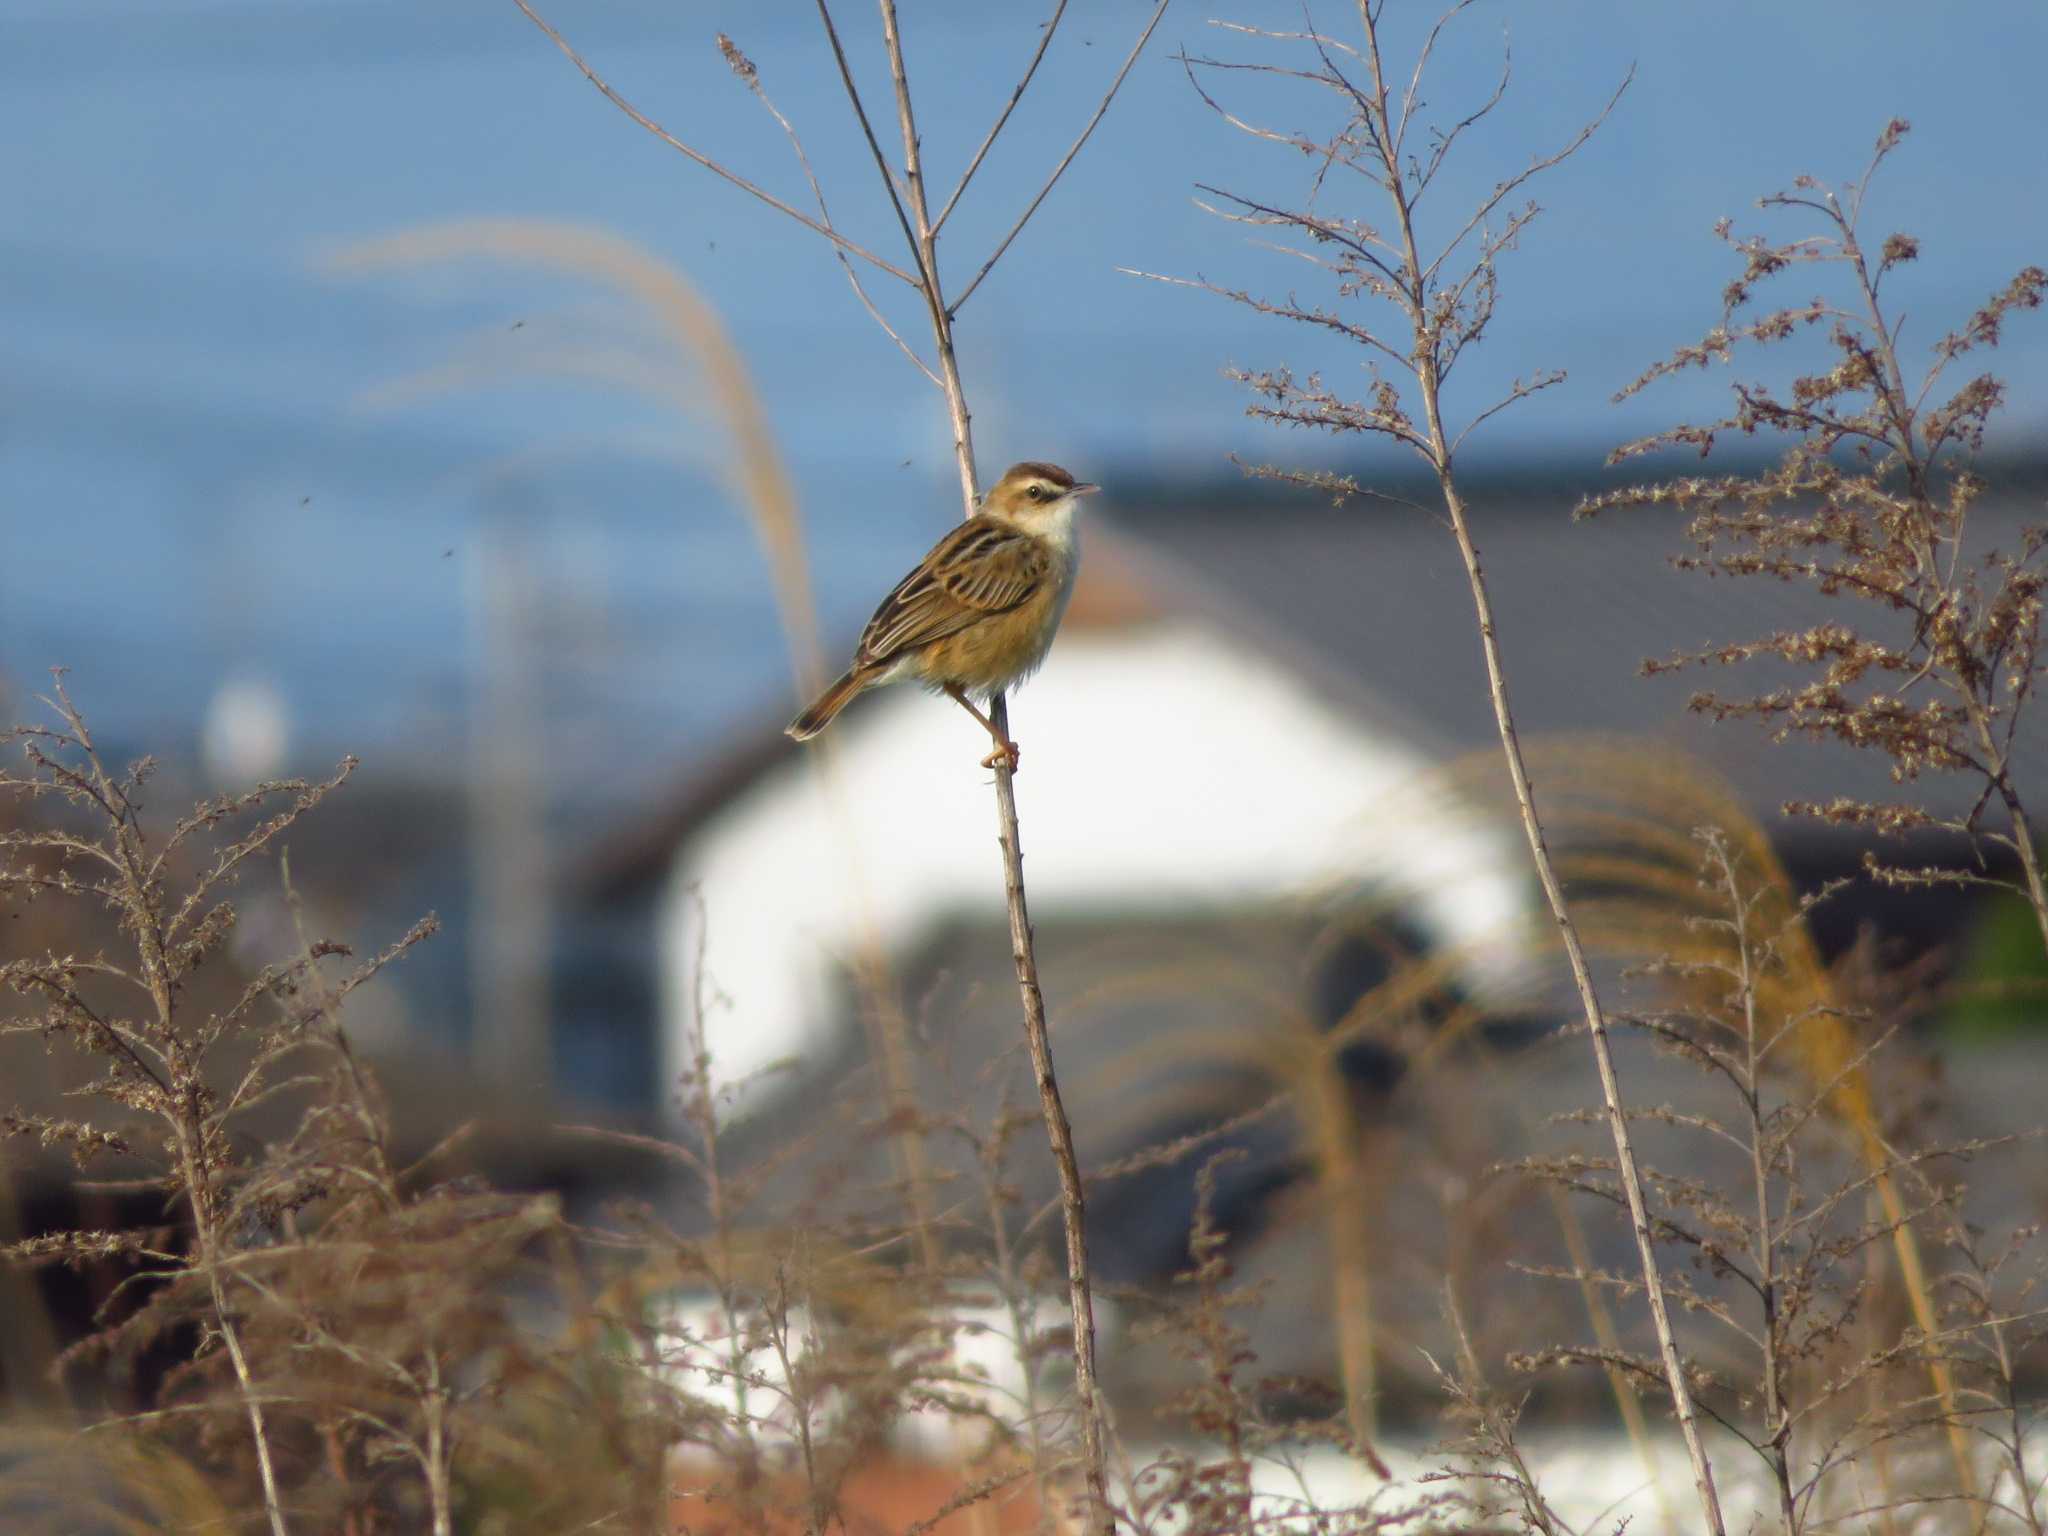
[1000,461,1074,489]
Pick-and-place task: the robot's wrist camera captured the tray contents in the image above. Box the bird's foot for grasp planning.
[980,740,1022,774]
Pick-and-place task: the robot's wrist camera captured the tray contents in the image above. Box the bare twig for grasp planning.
[718,30,940,385]
[509,5,1180,1520]
[933,0,1072,233]
[1171,9,1726,1527]
[950,0,1172,315]
[1587,119,2048,994]
[508,0,918,286]
[863,0,1117,1520]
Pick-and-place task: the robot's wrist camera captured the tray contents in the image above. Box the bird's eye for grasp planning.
[1026,484,1047,501]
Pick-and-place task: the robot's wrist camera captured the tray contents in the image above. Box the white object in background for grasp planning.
[648,1290,819,1448]
[201,675,290,786]
[649,1285,1117,1461]
[659,619,1527,1120]
[893,1292,1118,1462]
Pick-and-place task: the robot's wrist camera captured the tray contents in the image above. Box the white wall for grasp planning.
[655,619,1527,1118]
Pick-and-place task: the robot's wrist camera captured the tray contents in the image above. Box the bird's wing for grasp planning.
[856,517,1051,667]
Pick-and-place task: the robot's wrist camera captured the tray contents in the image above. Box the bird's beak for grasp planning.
[1072,482,1101,497]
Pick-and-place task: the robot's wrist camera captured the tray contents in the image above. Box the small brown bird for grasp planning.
[787,461,1098,769]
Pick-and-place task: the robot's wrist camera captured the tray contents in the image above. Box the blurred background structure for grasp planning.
[6,0,2048,1436]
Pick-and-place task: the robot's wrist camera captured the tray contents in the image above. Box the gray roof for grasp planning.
[1105,465,2048,842]
[574,460,2048,905]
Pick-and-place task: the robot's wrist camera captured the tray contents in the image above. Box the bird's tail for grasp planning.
[787,669,869,741]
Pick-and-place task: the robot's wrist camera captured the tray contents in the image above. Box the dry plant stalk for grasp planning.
[1425,1286,1570,1536]
[1919,1188,2048,1536]
[598,956,870,1534]
[1541,739,1985,1504]
[1581,120,2048,950]
[0,677,436,1536]
[0,678,333,1536]
[1149,1151,1261,1531]
[508,4,1172,1524]
[1143,7,1722,1524]
[1075,932,1446,1466]
[225,874,548,1536]
[1520,812,2045,1535]
[568,925,1091,1534]
[1113,1144,1455,1536]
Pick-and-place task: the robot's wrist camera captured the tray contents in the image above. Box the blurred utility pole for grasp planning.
[468,498,551,1101]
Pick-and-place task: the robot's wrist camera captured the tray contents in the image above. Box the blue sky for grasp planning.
[4,1,2045,792]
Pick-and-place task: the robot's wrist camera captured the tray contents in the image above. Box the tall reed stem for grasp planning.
[1347,6,1728,1526]
[867,5,1111,1519]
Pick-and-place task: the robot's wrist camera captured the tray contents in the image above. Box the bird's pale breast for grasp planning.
[915,542,1076,698]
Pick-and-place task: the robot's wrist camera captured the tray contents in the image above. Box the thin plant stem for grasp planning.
[1345,7,1730,1528]
[720,30,940,385]
[507,4,1168,1518]
[1166,1,1724,1513]
[1712,835,1800,1535]
[987,718,1111,1527]
[866,1,1113,1517]
[509,0,918,286]
[423,1353,453,1536]
[1425,456,1728,1535]
[950,0,1173,316]
[57,686,294,1536]
[867,0,983,512]
[187,1146,293,1536]
[1303,1040,1390,1472]
[932,0,1072,234]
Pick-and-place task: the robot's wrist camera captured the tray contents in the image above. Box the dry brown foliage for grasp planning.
[1580,120,2048,950]
[1517,813,2048,1534]
[0,675,440,1534]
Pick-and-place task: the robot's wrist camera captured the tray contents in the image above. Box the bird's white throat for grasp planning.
[1038,494,1082,556]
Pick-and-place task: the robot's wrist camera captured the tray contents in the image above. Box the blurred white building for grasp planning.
[563,478,2048,1392]
[581,524,1529,1126]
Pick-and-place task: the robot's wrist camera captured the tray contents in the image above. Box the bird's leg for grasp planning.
[943,684,1021,772]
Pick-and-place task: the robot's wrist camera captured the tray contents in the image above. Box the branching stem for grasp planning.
[51,683,296,1536]
[1342,4,1726,1520]
[512,5,1173,1519]
[865,5,1113,1519]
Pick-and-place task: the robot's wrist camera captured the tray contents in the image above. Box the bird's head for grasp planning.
[981,461,1099,538]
